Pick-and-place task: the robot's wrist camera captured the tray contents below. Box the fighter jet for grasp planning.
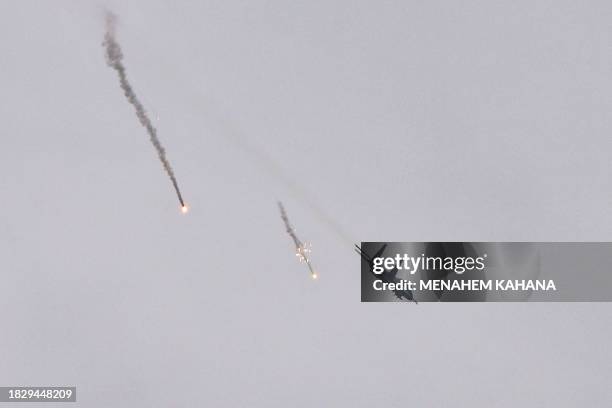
[355,244,417,303]
[278,202,317,279]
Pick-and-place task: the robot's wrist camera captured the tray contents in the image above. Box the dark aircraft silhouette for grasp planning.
[355,244,417,303]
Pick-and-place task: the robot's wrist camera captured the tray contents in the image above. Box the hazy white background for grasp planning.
[1,1,611,406]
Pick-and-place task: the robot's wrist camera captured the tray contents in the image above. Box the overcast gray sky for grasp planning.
[1,0,611,406]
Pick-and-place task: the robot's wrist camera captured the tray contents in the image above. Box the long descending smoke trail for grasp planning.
[103,12,186,211]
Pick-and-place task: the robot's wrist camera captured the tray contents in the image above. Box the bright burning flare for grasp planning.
[311,272,318,280]
[181,205,189,214]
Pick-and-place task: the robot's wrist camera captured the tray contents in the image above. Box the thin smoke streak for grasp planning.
[216,115,353,245]
[103,12,185,208]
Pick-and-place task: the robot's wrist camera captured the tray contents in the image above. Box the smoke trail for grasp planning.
[103,12,185,209]
[203,105,353,245]
[109,31,350,239]
[278,202,318,279]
